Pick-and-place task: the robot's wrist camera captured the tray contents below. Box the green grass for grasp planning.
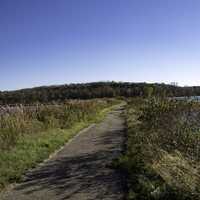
[0,123,86,188]
[0,100,118,190]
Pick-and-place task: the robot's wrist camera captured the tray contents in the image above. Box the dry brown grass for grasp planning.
[123,98,200,199]
[0,99,115,150]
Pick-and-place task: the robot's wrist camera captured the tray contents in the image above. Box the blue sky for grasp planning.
[1,0,200,90]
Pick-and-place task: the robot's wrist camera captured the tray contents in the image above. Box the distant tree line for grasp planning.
[0,82,199,105]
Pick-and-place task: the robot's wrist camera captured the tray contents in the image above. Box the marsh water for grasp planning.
[174,96,200,101]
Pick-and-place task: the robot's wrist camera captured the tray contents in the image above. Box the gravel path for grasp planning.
[0,104,126,200]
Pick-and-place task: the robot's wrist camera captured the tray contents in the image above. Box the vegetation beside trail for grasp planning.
[120,97,200,199]
[0,99,119,190]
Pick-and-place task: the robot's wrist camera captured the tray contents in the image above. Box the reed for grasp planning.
[0,99,113,150]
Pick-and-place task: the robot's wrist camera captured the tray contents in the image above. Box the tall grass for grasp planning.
[0,99,114,150]
[0,99,118,189]
[121,98,200,200]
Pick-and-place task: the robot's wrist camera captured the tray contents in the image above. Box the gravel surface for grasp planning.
[0,104,126,200]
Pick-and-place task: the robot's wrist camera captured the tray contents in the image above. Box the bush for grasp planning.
[123,97,200,199]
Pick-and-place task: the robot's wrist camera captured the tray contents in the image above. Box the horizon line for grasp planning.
[0,81,197,92]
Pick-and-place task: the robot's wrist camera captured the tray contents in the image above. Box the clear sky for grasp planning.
[1,0,200,90]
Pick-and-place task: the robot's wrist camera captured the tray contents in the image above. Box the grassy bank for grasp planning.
[0,99,119,190]
[119,98,200,200]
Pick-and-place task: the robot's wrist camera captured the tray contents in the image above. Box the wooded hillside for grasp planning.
[0,82,199,105]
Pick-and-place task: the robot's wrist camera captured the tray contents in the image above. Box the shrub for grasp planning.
[123,98,200,199]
